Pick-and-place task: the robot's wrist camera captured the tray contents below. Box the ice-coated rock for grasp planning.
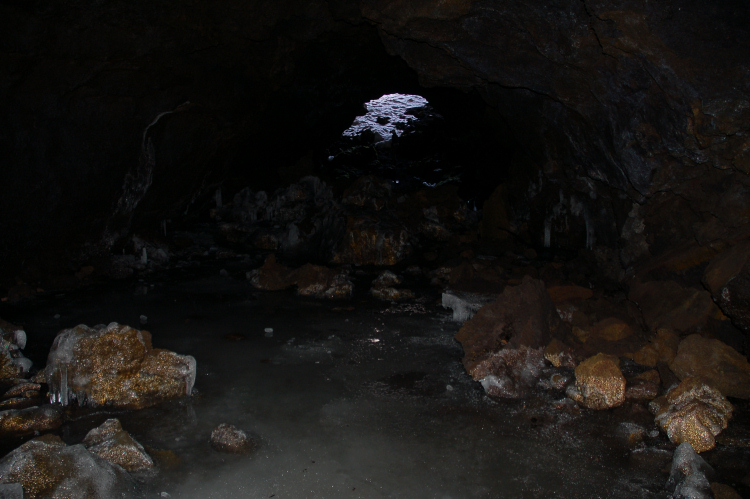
[0,405,63,435]
[0,483,23,499]
[543,338,576,368]
[474,346,546,398]
[441,291,498,323]
[669,334,750,399]
[210,423,256,453]
[0,435,139,499]
[83,418,154,472]
[0,319,32,379]
[567,353,625,410]
[455,276,567,379]
[650,377,733,452]
[44,322,196,409]
[665,442,714,499]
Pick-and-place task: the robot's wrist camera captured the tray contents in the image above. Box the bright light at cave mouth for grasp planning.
[343,93,429,144]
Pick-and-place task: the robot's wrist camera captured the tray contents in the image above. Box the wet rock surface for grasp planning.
[44,322,196,409]
[210,424,256,454]
[651,377,733,453]
[0,434,139,499]
[83,418,154,472]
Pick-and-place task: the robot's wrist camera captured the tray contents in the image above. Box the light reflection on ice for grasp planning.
[343,93,429,144]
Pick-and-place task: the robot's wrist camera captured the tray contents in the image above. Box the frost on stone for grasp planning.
[45,322,197,409]
[666,442,714,499]
[441,291,497,323]
[84,418,154,472]
[0,323,32,379]
[343,94,431,145]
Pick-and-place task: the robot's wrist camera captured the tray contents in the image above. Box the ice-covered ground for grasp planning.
[343,94,429,144]
[3,269,669,498]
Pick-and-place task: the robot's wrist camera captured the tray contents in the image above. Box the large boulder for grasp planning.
[669,334,750,399]
[455,276,567,379]
[567,353,626,410]
[0,435,139,499]
[703,240,750,334]
[44,322,196,409]
[650,377,733,453]
[628,280,723,333]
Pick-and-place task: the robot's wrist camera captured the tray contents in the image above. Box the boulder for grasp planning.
[332,216,413,266]
[567,353,626,410]
[474,346,546,398]
[247,254,296,291]
[45,322,196,409]
[210,423,256,453]
[650,377,733,452]
[83,418,154,472]
[370,270,413,301]
[628,280,722,333]
[0,435,139,499]
[0,405,63,435]
[703,240,750,334]
[0,320,32,379]
[625,370,660,401]
[669,334,750,399]
[630,328,681,367]
[455,276,567,378]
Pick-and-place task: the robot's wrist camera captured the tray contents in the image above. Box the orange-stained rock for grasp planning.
[630,328,681,367]
[83,418,154,472]
[546,285,594,304]
[543,338,576,368]
[0,404,63,435]
[44,323,196,409]
[650,377,733,452]
[332,216,413,266]
[0,434,138,498]
[628,280,723,333]
[589,317,634,342]
[669,334,750,399]
[567,353,626,410]
[456,276,567,379]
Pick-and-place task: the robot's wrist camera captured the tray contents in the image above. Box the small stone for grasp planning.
[140,315,148,325]
[666,442,714,498]
[569,353,626,410]
[625,370,660,401]
[543,338,576,368]
[210,423,255,453]
[264,328,273,338]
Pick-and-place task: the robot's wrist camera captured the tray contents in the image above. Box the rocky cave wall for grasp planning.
[1,0,749,285]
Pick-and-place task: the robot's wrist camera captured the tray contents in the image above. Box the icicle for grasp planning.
[544,220,551,248]
[215,188,223,208]
[60,363,68,406]
[141,248,148,265]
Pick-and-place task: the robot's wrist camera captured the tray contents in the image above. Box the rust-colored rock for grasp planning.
[332,216,413,266]
[456,276,567,378]
[567,353,626,410]
[628,280,722,333]
[630,328,680,367]
[650,377,733,452]
[0,405,63,435]
[669,334,750,399]
[543,338,576,368]
[44,322,196,409]
[0,434,138,498]
[83,418,154,472]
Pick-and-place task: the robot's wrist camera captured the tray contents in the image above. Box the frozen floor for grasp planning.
[2,269,671,499]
